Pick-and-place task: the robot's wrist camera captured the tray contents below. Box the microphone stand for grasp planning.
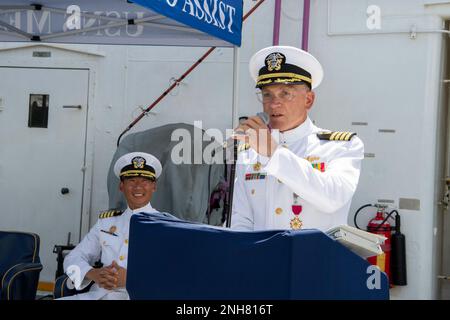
[223,113,269,228]
[224,138,238,228]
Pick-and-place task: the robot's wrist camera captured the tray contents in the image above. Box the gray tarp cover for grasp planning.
[107,123,225,225]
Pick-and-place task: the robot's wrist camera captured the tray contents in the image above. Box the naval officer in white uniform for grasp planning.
[231,46,364,232]
[61,152,162,300]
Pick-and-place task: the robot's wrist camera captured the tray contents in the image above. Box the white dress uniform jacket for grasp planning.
[61,203,159,300]
[231,117,364,232]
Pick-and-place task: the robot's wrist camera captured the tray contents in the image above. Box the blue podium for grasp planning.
[126,213,389,300]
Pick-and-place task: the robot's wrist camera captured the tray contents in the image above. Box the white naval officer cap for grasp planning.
[113,152,162,180]
[249,45,324,90]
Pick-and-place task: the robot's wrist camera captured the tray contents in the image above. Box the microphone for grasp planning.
[221,112,270,149]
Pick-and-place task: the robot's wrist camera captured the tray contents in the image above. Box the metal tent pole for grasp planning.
[225,46,241,228]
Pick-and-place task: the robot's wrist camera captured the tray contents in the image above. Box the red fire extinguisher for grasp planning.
[366,207,392,281]
[354,203,407,286]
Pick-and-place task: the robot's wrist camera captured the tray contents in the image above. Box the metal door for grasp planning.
[0,67,89,283]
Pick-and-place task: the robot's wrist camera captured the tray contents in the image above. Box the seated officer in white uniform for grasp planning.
[60,152,162,300]
[231,46,364,232]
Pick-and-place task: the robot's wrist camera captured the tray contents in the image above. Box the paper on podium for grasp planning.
[326,225,387,258]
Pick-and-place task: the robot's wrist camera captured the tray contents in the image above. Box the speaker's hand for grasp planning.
[233,115,278,157]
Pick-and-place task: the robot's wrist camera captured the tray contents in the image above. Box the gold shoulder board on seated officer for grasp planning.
[99,209,124,219]
[317,131,357,142]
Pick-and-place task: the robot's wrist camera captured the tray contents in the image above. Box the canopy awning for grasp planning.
[0,0,243,47]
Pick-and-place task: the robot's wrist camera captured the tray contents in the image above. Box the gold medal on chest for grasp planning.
[290,216,303,230]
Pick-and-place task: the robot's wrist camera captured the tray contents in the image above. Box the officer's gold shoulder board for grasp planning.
[99,209,124,219]
[317,131,356,141]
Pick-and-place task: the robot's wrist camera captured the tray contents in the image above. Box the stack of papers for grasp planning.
[326,225,387,258]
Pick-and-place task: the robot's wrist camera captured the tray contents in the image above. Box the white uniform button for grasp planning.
[119,255,125,261]
[124,239,128,245]
[251,189,255,195]
[275,208,283,215]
